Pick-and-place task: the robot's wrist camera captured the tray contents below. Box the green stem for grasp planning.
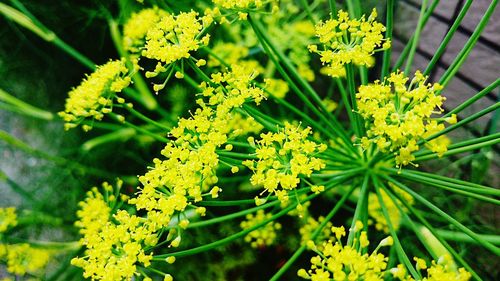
[423,0,473,75]
[381,181,481,280]
[432,228,500,246]
[81,128,136,151]
[372,176,421,279]
[347,173,370,245]
[443,79,500,118]
[381,0,394,79]
[392,0,440,71]
[123,105,172,131]
[385,176,500,256]
[0,88,54,120]
[384,168,500,197]
[404,0,429,76]
[422,102,499,143]
[438,0,498,89]
[416,138,500,162]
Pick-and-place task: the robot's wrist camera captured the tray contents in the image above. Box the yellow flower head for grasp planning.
[310,9,390,78]
[211,0,280,22]
[393,255,471,281]
[59,59,130,131]
[244,122,327,204]
[0,243,51,276]
[357,71,454,167]
[0,207,17,233]
[72,180,156,281]
[142,11,210,68]
[240,210,281,248]
[298,223,392,281]
[123,7,169,54]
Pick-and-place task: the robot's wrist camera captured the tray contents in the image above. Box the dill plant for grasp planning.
[0,0,499,280]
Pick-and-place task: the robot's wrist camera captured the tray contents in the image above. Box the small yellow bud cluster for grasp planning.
[298,216,332,245]
[71,181,157,281]
[142,11,210,68]
[368,184,414,233]
[0,243,51,276]
[243,122,327,204]
[0,207,17,233]
[210,0,280,22]
[240,210,281,248]
[298,222,393,280]
[123,7,169,54]
[392,255,471,281]
[357,71,456,167]
[310,9,390,78]
[59,59,130,131]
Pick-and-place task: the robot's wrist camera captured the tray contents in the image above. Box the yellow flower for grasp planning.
[0,207,17,233]
[357,71,453,167]
[240,210,281,248]
[123,7,169,54]
[244,122,326,204]
[299,223,392,280]
[310,9,390,78]
[393,255,471,281]
[58,59,130,131]
[142,11,209,70]
[0,243,51,276]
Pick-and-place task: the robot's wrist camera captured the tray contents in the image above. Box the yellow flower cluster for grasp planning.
[309,9,390,78]
[240,210,281,248]
[59,59,130,131]
[71,181,156,281]
[123,7,169,54]
[298,222,393,280]
[243,122,326,204]
[211,0,279,21]
[142,11,210,68]
[131,65,265,248]
[298,215,332,244]
[0,243,51,276]
[368,184,414,233]
[0,207,17,233]
[392,255,471,281]
[357,71,456,167]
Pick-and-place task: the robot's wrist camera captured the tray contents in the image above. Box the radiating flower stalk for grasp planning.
[1,0,499,280]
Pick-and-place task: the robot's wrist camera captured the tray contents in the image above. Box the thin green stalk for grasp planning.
[385,176,500,256]
[0,88,54,120]
[1,1,94,70]
[444,79,500,117]
[373,176,421,279]
[299,0,315,24]
[269,184,357,281]
[384,168,500,197]
[346,0,361,17]
[381,0,394,79]
[432,229,500,246]
[439,0,498,89]
[0,129,113,179]
[81,128,136,151]
[392,0,440,71]
[109,114,168,143]
[393,170,500,205]
[153,191,324,260]
[422,103,499,143]
[404,0,429,76]
[382,180,481,280]
[414,132,500,158]
[346,64,363,137]
[423,0,473,75]
[328,0,337,17]
[122,105,172,131]
[416,138,500,162]
[347,173,370,245]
